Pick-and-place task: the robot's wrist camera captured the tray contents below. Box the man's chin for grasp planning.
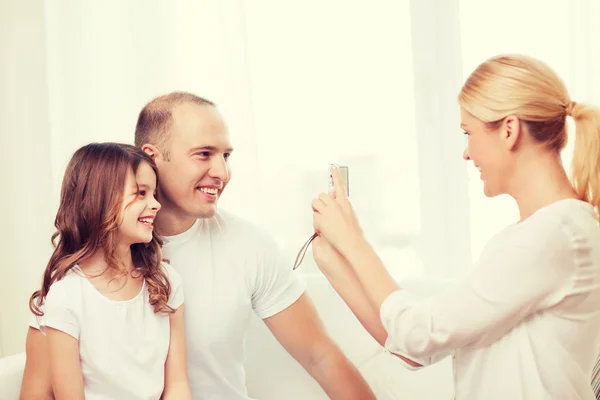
[194,204,218,219]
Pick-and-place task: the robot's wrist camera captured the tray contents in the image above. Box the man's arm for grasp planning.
[263,293,376,400]
[20,327,54,400]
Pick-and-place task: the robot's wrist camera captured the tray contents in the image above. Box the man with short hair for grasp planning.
[134,91,375,399]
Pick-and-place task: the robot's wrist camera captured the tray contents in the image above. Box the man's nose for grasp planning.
[210,157,230,182]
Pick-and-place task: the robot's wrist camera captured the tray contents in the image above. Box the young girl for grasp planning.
[27,143,191,399]
[311,54,600,399]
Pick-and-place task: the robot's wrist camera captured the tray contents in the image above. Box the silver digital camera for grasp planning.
[328,164,349,196]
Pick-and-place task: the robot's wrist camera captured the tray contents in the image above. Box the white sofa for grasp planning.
[0,352,25,400]
[0,276,453,399]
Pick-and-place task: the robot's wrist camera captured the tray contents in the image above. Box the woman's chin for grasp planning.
[482,181,495,198]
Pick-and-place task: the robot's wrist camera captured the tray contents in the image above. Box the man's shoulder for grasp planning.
[212,210,287,258]
[215,210,273,240]
[165,210,283,256]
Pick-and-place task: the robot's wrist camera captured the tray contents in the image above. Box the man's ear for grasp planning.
[503,115,521,151]
[141,144,159,161]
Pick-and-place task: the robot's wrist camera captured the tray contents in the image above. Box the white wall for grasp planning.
[0,0,55,358]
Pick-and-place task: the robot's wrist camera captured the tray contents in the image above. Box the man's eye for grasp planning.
[224,153,231,159]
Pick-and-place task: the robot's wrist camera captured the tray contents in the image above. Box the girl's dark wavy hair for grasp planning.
[30,142,174,316]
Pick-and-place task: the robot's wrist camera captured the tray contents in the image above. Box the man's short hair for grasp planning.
[134,92,215,160]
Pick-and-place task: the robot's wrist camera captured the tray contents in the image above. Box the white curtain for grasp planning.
[1,0,55,359]
[1,0,599,398]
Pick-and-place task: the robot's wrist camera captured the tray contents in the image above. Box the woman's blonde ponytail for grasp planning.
[569,102,600,220]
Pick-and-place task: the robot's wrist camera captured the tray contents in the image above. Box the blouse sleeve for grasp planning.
[380,218,579,367]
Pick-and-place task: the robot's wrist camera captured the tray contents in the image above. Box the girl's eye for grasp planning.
[138,190,146,197]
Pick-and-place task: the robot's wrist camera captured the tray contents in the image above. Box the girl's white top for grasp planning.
[35,262,183,400]
[381,199,600,399]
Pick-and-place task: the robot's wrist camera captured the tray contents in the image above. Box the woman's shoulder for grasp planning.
[525,198,599,244]
[483,198,599,264]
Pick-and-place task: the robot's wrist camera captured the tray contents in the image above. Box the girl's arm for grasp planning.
[162,305,191,400]
[20,327,54,400]
[46,327,84,399]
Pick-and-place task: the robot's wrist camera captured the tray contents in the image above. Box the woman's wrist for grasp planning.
[320,262,356,290]
[340,234,370,264]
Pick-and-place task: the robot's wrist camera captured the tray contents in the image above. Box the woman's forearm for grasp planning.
[323,246,422,367]
[342,238,400,311]
[321,263,389,346]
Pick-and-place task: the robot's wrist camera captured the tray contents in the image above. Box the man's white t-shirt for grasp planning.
[31,263,183,400]
[161,210,306,400]
[380,199,600,399]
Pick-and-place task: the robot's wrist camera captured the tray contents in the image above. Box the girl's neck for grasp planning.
[79,245,134,275]
[78,245,144,300]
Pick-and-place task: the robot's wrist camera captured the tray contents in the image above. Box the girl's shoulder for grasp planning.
[47,266,85,294]
[160,261,181,284]
[158,261,184,310]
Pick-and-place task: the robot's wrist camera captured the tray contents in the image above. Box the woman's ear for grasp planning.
[503,115,521,151]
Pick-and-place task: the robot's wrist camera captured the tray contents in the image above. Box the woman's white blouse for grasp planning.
[381,199,600,399]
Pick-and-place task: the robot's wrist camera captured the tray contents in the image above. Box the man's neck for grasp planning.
[154,207,198,237]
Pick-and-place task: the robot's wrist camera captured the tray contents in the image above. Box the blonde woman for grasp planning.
[311,54,600,399]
